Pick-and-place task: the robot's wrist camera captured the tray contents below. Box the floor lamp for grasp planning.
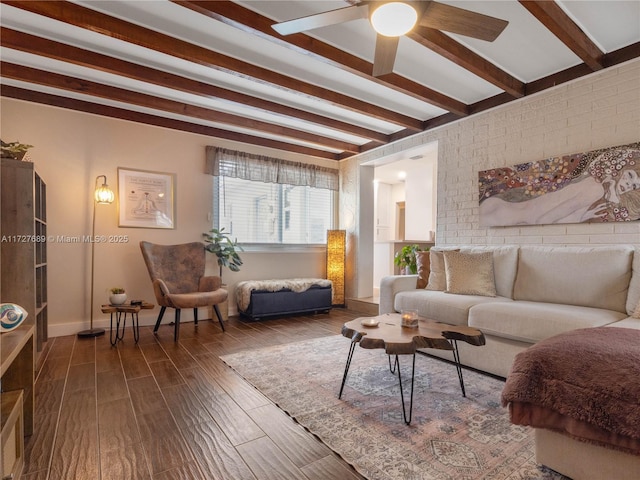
[78,175,115,338]
[326,229,346,307]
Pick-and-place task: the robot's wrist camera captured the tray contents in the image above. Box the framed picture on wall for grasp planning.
[478,142,640,227]
[117,167,176,229]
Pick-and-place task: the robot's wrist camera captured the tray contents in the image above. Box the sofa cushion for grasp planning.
[626,246,640,316]
[513,245,633,313]
[394,290,512,326]
[460,245,519,299]
[607,318,640,329]
[469,301,628,344]
[443,250,496,297]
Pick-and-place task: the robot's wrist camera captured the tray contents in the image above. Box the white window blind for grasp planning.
[207,147,338,245]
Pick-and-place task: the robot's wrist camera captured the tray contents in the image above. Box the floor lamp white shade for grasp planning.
[78,175,114,338]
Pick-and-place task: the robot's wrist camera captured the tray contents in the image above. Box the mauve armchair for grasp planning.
[139,241,227,341]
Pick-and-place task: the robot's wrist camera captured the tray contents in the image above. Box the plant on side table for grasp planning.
[109,287,127,305]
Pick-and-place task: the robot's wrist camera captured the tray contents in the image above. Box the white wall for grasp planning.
[0,99,332,336]
[405,156,437,241]
[342,58,640,278]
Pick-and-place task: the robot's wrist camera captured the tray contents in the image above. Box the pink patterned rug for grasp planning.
[221,335,568,480]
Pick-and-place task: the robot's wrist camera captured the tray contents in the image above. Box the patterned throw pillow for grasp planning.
[443,250,497,297]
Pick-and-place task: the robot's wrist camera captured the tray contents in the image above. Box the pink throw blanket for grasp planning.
[501,327,640,454]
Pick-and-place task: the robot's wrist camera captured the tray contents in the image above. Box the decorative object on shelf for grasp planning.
[394,244,424,274]
[203,228,244,278]
[401,308,419,328]
[118,167,175,229]
[326,229,346,306]
[0,140,33,161]
[0,303,28,332]
[109,287,127,305]
[78,175,114,338]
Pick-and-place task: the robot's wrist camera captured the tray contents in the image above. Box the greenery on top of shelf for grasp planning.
[1,140,33,160]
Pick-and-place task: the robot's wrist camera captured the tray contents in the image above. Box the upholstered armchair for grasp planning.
[139,241,227,341]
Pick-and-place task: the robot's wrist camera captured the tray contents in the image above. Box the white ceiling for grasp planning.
[1,1,639,160]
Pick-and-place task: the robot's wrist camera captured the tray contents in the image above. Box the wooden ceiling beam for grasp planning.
[172,0,469,116]
[0,27,388,145]
[1,85,339,159]
[0,62,360,153]
[407,27,525,98]
[3,0,422,131]
[519,0,605,71]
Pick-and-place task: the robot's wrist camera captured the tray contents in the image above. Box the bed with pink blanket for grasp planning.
[501,327,640,477]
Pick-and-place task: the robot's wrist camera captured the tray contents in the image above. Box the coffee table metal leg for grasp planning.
[451,340,466,397]
[339,341,357,399]
[132,311,140,343]
[395,353,416,425]
[388,354,396,373]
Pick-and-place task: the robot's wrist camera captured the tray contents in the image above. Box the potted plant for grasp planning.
[202,228,243,321]
[109,287,127,305]
[203,228,244,278]
[1,140,34,161]
[394,244,423,275]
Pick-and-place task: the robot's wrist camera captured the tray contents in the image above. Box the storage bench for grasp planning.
[236,278,332,321]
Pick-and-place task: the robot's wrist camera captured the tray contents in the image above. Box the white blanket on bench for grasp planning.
[236,278,332,311]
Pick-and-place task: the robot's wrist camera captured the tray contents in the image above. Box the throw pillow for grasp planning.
[416,251,431,289]
[443,250,497,297]
[426,248,460,291]
[425,250,447,291]
[632,300,640,319]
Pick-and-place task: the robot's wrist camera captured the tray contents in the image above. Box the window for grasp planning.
[207,147,338,245]
[215,176,334,245]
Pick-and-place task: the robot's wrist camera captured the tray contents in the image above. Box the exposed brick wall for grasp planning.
[345,58,640,248]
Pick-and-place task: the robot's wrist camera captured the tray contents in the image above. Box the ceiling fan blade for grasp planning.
[372,34,399,77]
[419,1,508,42]
[272,4,370,36]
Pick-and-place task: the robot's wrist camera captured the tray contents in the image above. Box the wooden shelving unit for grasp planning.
[34,171,48,355]
[1,158,48,365]
[1,324,35,436]
[1,158,46,472]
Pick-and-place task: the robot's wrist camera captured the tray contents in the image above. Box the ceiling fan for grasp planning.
[272,1,508,77]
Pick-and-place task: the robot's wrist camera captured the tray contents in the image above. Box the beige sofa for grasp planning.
[379,244,640,480]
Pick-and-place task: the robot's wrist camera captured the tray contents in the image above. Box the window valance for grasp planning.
[205,146,339,191]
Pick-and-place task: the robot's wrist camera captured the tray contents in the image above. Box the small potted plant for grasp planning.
[203,228,244,278]
[109,287,127,305]
[394,245,423,275]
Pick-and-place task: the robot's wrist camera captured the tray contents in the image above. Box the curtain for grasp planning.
[205,146,339,191]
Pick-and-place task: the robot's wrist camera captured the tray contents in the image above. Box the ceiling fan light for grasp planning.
[371,2,418,37]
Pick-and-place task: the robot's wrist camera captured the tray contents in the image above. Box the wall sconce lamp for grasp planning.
[326,229,346,307]
[78,175,114,338]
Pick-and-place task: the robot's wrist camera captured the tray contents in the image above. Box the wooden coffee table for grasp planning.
[340,313,485,424]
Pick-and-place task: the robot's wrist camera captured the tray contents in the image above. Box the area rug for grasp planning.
[221,335,568,480]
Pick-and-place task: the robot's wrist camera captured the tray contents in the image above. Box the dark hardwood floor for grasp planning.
[24,309,369,480]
